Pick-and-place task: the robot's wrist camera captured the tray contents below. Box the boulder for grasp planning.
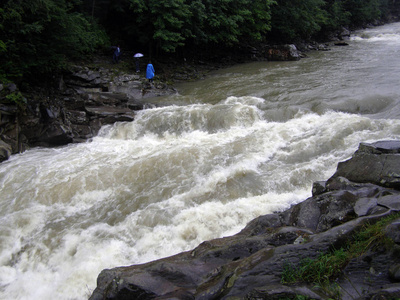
[329,140,400,189]
[265,44,301,61]
[89,141,400,300]
[0,140,12,162]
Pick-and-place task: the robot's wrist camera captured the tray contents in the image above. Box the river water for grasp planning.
[2,23,400,300]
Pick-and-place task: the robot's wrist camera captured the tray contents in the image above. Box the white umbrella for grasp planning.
[134,53,144,58]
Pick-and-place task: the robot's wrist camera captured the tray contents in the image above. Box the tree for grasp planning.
[128,0,274,56]
[342,0,383,27]
[269,0,328,42]
[242,0,275,43]
[198,0,274,45]
[0,0,108,84]
[130,0,191,54]
[322,0,352,31]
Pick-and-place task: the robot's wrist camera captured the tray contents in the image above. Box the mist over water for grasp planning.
[2,23,400,299]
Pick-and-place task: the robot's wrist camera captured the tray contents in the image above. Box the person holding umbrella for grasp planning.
[146,61,155,83]
[134,53,143,72]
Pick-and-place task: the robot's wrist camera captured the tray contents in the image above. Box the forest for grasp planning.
[1,0,400,87]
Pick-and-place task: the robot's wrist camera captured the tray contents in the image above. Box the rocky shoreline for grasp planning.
[89,140,400,300]
[0,61,175,162]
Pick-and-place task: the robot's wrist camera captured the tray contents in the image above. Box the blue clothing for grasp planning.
[146,63,155,80]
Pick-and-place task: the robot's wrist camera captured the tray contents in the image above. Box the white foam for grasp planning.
[2,107,400,299]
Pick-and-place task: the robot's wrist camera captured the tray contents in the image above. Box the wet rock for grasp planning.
[35,122,73,146]
[355,197,378,216]
[339,27,351,40]
[66,110,87,125]
[0,140,12,162]
[0,63,177,160]
[385,219,400,244]
[312,180,326,196]
[330,140,400,189]
[265,44,301,61]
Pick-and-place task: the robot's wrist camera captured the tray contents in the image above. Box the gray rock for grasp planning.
[0,140,12,162]
[265,44,301,61]
[330,140,400,189]
[355,197,378,216]
[312,180,327,196]
[385,219,400,244]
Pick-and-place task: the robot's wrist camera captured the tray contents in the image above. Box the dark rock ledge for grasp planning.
[0,65,177,162]
[89,140,400,300]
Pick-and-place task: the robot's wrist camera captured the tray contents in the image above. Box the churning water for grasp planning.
[2,23,400,299]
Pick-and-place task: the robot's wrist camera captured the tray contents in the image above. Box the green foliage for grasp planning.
[269,0,390,42]
[343,0,383,27]
[130,0,191,53]
[4,92,27,108]
[322,0,352,32]
[282,248,348,285]
[128,0,274,54]
[201,0,275,45]
[0,0,396,85]
[0,0,109,83]
[270,0,328,42]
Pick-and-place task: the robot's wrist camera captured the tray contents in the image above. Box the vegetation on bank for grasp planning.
[281,212,400,299]
[1,0,400,89]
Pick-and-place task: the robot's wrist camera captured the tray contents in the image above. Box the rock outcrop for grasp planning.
[264,44,301,61]
[0,65,176,161]
[89,141,400,300]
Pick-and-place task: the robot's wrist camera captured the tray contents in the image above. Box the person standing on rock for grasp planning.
[146,61,155,82]
[135,58,140,72]
[113,45,121,64]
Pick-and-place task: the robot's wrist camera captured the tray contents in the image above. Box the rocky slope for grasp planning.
[0,63,177,162]
[89,140,400,300]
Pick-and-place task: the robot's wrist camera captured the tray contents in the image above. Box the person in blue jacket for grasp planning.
[146,62,155,82]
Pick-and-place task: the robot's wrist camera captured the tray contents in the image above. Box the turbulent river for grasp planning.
[2,23,400,300]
